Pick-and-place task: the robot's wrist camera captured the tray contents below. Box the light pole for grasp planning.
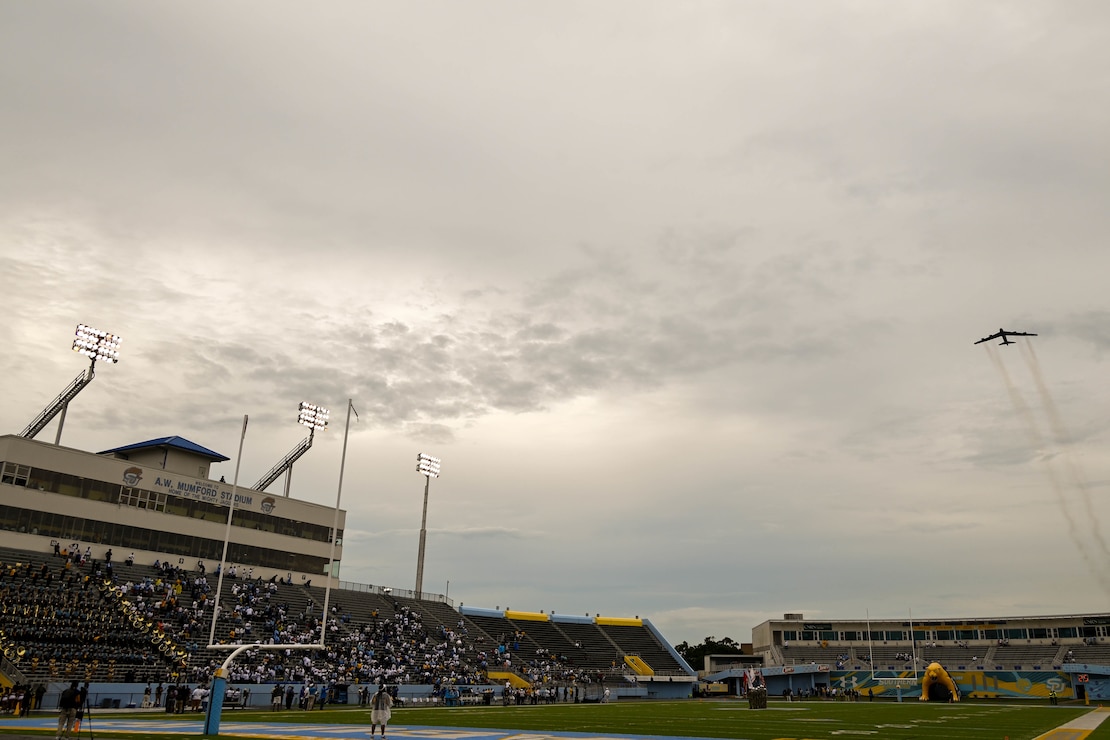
[63,323,122,442]
[21,323,121,443]
[414,452,441,597]
[251,402,329,494]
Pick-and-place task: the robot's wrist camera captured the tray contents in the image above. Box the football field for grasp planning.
[1,700,1108,740]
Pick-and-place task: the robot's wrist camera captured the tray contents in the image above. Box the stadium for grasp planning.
[2,423,1109,721]
[0,328,1106,738]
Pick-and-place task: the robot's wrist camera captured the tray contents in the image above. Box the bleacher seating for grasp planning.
[990,644,1060,668]
[551,621,621,671]
[0,546,183,684]
[0,544,687,693]
[780,644,847,667]
[1062,643,1110,665]
[596,624,686,674]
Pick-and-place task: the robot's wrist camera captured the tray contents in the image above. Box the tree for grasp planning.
[674,635,744,667]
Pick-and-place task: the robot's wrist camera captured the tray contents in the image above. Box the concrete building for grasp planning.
[0,433,343,582]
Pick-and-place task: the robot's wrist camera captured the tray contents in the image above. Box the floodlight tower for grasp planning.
[20,323,122,444]
[251,402,329,495]
[414,452,441,597]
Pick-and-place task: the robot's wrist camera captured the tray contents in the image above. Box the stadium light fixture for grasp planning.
[417,452,441,478]
[72,323,122,364]
[297,401,329,431]
[414,452,442,596]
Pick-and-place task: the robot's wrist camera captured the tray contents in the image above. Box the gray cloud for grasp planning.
[2,0,1110,645]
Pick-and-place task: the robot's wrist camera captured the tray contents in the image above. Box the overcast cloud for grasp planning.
[2,1,1109,646]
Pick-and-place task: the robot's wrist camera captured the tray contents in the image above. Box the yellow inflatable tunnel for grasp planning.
[920,662,959,702]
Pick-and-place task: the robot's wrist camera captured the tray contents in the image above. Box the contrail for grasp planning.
[986,345,1110,594]
[1018,340,1110,560]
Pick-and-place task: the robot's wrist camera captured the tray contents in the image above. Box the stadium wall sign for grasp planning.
[145,474,262,511]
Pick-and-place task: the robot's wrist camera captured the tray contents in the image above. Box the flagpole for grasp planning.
[866,609,875,684]
[909,607,918,681]
[319,399,356,647]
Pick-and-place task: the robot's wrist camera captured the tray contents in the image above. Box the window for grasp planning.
[0,503,329,572]
[1,463,31,487]
[84,478,121,503]
[120,487,167,513]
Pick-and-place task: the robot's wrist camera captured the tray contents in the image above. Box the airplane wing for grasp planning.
[974,331,1002,345]
[1006,331,1037,337]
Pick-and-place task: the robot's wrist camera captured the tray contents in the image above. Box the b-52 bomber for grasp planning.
[974,328,1037,346]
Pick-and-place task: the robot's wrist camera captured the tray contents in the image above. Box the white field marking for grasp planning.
[713,706,811,711]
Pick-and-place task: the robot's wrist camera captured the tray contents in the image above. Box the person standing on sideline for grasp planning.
[57,680,81,740]
[72,683,89,734]
[369,685,393,739]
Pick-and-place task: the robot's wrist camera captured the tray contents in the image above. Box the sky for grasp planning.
[1,1,1109,648]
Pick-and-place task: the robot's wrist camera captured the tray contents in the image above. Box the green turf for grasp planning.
[0,699,1102,740]
[363,700,1096,739]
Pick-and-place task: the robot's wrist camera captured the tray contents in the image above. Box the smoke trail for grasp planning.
[1018,340,1110,560]
[986,345,1110,594]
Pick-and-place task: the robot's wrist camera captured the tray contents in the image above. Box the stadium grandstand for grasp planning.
[0,432,697,709]
[698,613,1110,702]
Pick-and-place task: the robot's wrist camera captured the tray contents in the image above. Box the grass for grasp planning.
[1,698,1107,739]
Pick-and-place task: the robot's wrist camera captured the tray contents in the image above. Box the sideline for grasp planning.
[0,716,660,740]
[1034,706,1110,740]
[2,706,1107,740]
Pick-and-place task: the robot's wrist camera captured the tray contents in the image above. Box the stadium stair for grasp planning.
[624,655,654,676]
[486,669,531,689]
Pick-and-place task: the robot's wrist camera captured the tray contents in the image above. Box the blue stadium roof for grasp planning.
[99,436,230,462]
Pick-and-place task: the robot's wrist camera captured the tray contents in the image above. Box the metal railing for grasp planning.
[20,367,93,439]
[0,651,29,685]
[251,435,313,493]
[334,580,453,606]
